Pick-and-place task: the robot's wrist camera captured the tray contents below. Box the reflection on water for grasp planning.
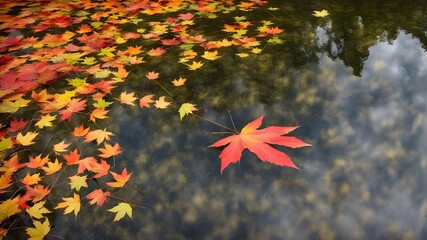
[45,2,427,240]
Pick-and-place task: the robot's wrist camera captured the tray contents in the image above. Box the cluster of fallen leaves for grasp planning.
[0,0,289,239]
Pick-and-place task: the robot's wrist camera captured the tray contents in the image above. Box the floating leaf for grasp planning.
[178,103,197,120]
[210,115,311,173]
[108,202,132,221]
[55,193,81,217]
[26,218,51,240]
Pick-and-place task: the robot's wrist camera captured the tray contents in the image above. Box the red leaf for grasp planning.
[210,115,311,173]
[7,118,27,132]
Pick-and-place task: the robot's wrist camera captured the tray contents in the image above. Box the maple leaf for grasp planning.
[0,171,13,192]
[90,108,109,122]
[53,140,70,153]
[86,189,110,207]
[108,202,132,221]
[41,158,63,175]
[84,129,113,145]
[179,103,198,120]
[0,196,21,222]
[98,143,122,158]
[172,77,186,87]
[55,193,81,217]
[64,149,80,165]
[16,131,38,146]
[27,155,49,168]
[60,98,87,121]
[139,94,155,108]
[26,201,51,219]
[117,91,137,106]
[26,218,51,240]
[148,47,167,56]
[312,9,329,17]
[21,173,42,186]
[186,61,204,70]
[210,115,311,173]
[73,125,89,137]
[77,157,98,174]
[202,51,221,60]
[106,168,131,188]
[154,96,171,109]
[146,71,159,80]
[92,160,111,179]
[7,118,27,132]
[35,114,56,129]
[69,175,88,192]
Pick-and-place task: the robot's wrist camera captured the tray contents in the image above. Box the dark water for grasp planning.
[6,0,427,239]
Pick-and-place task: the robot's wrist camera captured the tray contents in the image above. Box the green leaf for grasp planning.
[178,103,198,120]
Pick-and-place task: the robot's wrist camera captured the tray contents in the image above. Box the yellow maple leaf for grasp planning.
[26,218,51,240]
[236,53,249,58]
[0,137,13,151]
[41,158,63,175]
[154,96,171,109]
[26,201,51,219]
[0,196,21,222]
[35,114,56,129]
[108,202,132,221]
[16,131,38,146]
[171,77,186,87]
[117,92,137,106]
[21,173,42,186]
[53,140,70,153]
[0,97,30,113]
[186,61,204,70]
[312,9,329,17]
[202,51,220,60]
[69,175,88,192]
[178,103,198,120]
[55,193,81,217]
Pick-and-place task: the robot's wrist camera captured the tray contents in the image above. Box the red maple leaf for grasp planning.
[210,115,311,173]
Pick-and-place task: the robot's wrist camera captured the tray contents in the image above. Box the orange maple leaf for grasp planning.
[146,71,159,80]
[21,173,41,186]
[60,98,87,121]
[98,143,122,158]
[139,94,155,108]
[84,129,113,145]
[86,189,110,206]
[63,149,80,165]
[89,108,109,122]
[106,168,131,188]
[73,124,89,137]
[26,155,49,168]
[210,115,311,173]
[91,160,110,179]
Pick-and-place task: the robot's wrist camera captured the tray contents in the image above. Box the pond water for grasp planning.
[2,0,427,239]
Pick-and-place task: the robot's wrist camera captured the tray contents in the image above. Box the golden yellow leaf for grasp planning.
[172,77,186,87]
[55,193,81,217]
[16,131,38,146]
[26,218,51,240]
[26,201,51,219]
[41,158,62,175]
[35,114,56,129]
[186,61,204,70]
[201,51,220,60]
[69,175,88,192]
[21,173,42,186]
[312,9,329,17]
[0,196,21,222]
[84,129,114,145]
